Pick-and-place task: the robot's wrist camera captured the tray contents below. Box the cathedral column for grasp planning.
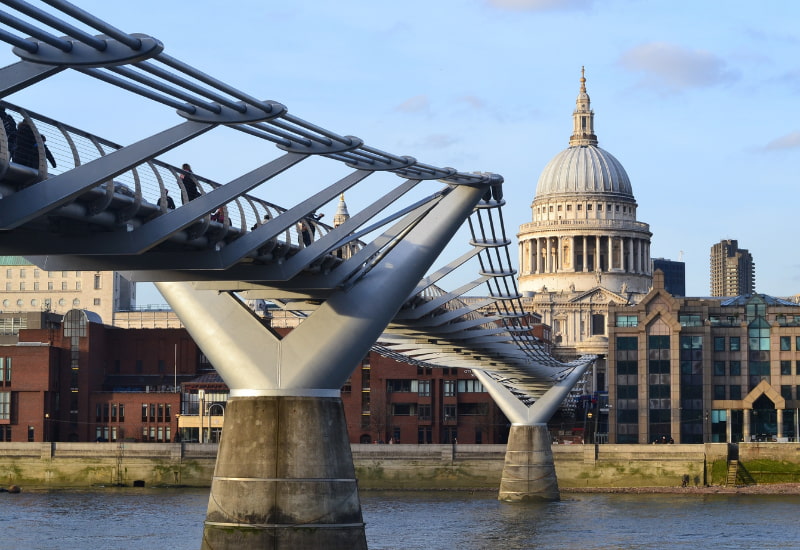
[628,238,634,273]
[595,235,601,271]
[571,236,577,272]
[534,238,540,274]
[646,242,651,274]
[582,236,588,272]
[607,236,613,271]
[637,239,643,274]
[557,236,563,272]
[541,238,547,274]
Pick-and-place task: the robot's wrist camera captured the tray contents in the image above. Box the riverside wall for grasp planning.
[2,442,800,489]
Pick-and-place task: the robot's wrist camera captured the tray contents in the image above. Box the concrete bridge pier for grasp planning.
[202,395,365,549]
[156,181,489,549]
[472,360,593,502]
[499,423,559,501]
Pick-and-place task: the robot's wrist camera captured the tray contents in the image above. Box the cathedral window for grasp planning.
[591,314,606,335]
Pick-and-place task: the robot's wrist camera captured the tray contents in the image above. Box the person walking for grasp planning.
[1,106,17,156]
[179,163,201,203]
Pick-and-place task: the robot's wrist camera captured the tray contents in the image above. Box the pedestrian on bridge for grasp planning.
[1,106,16,156]
[157,189,175,211]
[179,163,201,203]
[13,120,36,168]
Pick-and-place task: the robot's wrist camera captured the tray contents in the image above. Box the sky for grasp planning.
[1,0,799,305]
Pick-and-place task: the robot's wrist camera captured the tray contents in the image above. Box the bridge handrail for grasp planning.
[0,100,358,255]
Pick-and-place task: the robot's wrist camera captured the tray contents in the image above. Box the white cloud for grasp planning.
[458,95,486,110]
[487,0,593,11]
[763,131,800,151]
[418,134,459,149]
[395,95,430,113]
[619,42,738,92]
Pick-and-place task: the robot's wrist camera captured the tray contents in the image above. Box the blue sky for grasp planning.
[2,0,799,304]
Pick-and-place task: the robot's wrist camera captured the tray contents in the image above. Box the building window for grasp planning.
[418,404,431,420]
[780,336,792,351]
[443,380,455,397]
[18,282,24,291]
[781,385,793,400]
[729,337,740,351]
[0,357,10,385]
[27,426,34,442]
[19,269,26,279]
[730,386,741,400]
[713,361,725,376]
[0,391,10,420]
[76,282,81,290]
[417,380,430,397]
[591,314,605,336]
[33,282,39,291]
[797,337,800,351]
[714,337,725,351]
[714,385,725,399]
[616,315,638,328]
[457,379,485,393]
[94,274,102,289]
[135,360,143,374]
[391,403,416,416]
[418,426,432,444]
[781,361,792,375]
[62,282,67,290]
[141,404,147,422]
[679,315,702,327]
[443,404,456,423]
[93,298,101,306]
[386,379,412,393]
[730,361,741,375]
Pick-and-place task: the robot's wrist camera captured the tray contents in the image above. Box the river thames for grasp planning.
[2,487,799,549]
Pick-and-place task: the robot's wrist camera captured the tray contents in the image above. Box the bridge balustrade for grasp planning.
[0,100,351,258]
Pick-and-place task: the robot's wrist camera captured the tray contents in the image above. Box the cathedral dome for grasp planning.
[535,145,633,198]
[534,67,634,201]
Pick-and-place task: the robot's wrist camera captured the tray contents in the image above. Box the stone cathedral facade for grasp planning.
[518,70,653,367]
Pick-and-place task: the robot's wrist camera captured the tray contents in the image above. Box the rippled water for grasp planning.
[2,488,799,549]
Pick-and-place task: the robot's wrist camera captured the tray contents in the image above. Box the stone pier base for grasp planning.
[498,424,560,502]
[201,396,367,550]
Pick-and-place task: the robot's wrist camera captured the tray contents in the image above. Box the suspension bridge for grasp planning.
[0,1,593,548]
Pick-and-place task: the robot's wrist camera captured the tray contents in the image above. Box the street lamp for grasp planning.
[198,389,205,444]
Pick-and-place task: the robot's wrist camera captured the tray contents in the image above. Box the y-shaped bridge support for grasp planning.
[156,183,487,549]
[472,362,592,501]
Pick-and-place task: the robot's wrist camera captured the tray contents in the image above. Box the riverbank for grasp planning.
[564,482,800,495]
[4,441,800,490]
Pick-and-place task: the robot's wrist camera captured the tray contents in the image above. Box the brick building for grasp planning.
[0,309,201,443]
[1,309,556,445]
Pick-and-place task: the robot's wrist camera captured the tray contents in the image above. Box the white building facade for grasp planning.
[518,70,653,361]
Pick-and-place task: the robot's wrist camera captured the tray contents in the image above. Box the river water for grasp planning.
[2,487,799,549]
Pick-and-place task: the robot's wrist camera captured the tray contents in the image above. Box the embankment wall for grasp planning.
[2,442,800,489]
